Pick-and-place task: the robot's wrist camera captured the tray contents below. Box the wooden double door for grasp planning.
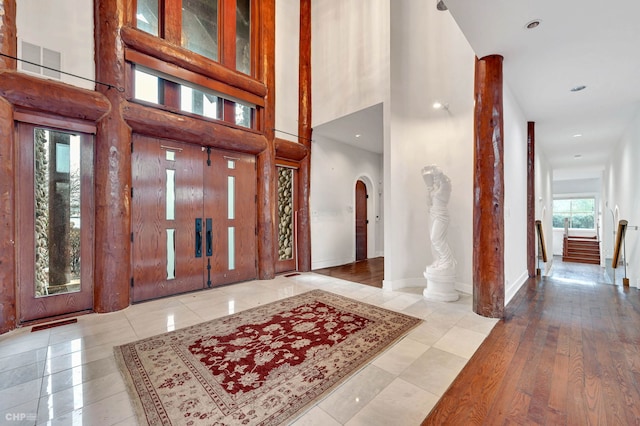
[131,135,256,302]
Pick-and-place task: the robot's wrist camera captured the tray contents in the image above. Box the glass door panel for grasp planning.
[18,124,94,322]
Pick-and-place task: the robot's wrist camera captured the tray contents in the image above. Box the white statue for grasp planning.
[422,165,455,270]
[422,165,459,302]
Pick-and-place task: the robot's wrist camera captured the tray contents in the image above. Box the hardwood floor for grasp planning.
[423,260,640,425]
[312,257,384,288]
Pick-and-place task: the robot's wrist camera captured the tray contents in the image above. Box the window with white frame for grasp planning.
[552,198,595,229]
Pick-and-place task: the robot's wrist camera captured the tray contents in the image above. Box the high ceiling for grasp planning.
[446,0,640,180]
[314,1,640,181]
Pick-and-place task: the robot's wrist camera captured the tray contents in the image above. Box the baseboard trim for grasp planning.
[506,270,529,304]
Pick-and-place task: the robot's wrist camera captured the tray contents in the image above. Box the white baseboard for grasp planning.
[382,277,472,296]
[382,277,426,291]
[455,281,472,295]
[311,257,354,270]
[505,270,529,304]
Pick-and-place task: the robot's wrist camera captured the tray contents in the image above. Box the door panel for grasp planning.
[132,137,256,301]
[355,180,367,261]
[17,124,94,322]
[131,135,204,302]
[205,151,257,286]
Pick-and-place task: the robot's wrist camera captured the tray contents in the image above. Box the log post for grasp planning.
[473,55,505,318]
[527,121,536,277]
[0,0,17,333]
[256,0,276,279]
[0,0,16,69]
[93,0,132,312]
[297,0,312,272]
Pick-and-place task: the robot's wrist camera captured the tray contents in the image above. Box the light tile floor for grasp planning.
[0,273,499,426]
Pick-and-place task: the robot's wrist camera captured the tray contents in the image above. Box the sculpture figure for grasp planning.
[422,165,459,301]
[422,165,455,270]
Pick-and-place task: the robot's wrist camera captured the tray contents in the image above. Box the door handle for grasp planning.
[195,218,202,258]
[206,218,213,257]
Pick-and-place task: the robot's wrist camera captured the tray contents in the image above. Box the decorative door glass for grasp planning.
[277,167,294,260]
[33,129,82,297]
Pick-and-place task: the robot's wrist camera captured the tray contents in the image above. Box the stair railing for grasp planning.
[535,220,547,275]
[612,220,628,287]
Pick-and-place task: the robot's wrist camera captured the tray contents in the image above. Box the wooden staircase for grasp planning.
[562,236,601,265]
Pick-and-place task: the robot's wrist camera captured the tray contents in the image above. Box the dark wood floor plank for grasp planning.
[312,257,383,288]
[547,352,569,413]
[422,259,640,425]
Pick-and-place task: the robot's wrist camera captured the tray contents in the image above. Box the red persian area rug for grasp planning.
[114,289,421,425]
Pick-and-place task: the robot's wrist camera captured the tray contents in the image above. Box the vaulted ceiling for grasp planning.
[315,1,640,183]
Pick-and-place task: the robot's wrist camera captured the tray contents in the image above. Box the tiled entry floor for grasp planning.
[0,273,498,425]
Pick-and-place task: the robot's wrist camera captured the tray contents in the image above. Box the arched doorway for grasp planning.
[355,180,368,261]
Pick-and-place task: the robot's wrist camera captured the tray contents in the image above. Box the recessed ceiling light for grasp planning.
[574,154,582,159]
[571,85,587,92]
[572,134,582,138]
[525,19,541,29]
[355,134,361,138]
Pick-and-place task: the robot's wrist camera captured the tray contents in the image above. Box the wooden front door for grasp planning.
[355,180,367,261]
[131,135,256,302]
[17,124,95,322]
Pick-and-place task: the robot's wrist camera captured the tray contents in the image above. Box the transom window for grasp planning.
[134,68,255,129]
[552,198,595,229]
[136,0,252,75]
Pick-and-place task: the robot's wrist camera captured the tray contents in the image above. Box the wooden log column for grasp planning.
[0,97,16,333]
[0,0,16,69]
[473,55,505,318]
[256,0,276,279]
[0,0,16,333]
[93,0,132,312]
[297,0,312,272]
[527,121,536,277]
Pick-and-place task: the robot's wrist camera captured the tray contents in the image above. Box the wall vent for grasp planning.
[20,40,61,79]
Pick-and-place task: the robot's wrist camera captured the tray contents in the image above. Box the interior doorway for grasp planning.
[131,135,257,302]
[355,180,368,261]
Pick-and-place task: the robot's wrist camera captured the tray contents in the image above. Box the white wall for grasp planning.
[311,0,389,127]
[503,84,529,303]
[16,0,94,90]
[310,137,383,269]
[603,108,640,288]
[275,0,300,142]
[535,143,554,275]
[385,1,475,293]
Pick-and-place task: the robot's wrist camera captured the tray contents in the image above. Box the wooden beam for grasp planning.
[120,26,267,99]
[256,0,276,279]
[527,121,536,276]
[0,71,110,121]
[94,0,132,313]
[0,97,16,333]
[473,55,505,318]
[0,0,16,69]
[275,137,308,162]
[123,101,268,154]
[297,0,312,272]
